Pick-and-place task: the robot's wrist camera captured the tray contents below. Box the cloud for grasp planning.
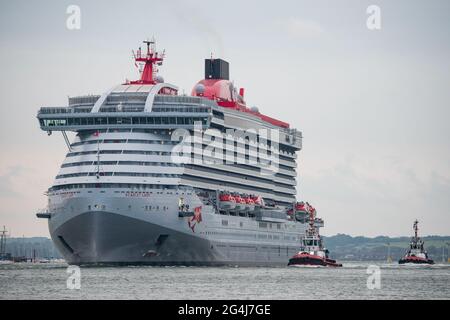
[283,17,325,38]
[0,165,26,198]
[301,154,450,236]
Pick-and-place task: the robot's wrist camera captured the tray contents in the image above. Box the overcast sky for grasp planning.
[0,0,449,237]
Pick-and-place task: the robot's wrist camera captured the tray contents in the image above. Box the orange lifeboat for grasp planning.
[219,194,236,210]
[234,195,246,211]
[294,201,309,221]
[244,196,255,212]
[295,202,307,213]
[251,195,264,207]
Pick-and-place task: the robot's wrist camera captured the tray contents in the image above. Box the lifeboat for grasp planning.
[234,195,246,211]
[219,194,236,210]
[244,196,255,212]
[251,195,264,207]
[295,202,307,212]
[294,202,308,221]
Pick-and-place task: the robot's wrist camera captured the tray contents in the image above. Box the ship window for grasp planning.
[124,117,132,124]
[95,118,105,125]
[109,117,117,124]
[259,222,267,228]
[222,220,228,226]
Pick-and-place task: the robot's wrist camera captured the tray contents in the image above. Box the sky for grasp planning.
[0,0,449,237]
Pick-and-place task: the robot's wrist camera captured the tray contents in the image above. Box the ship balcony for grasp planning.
[36,208,51,219]
[37,110,211,132]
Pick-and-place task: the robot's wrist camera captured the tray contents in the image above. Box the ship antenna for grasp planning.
[308,204,316,236]
[128,39,164,85]
[414,219,418,239]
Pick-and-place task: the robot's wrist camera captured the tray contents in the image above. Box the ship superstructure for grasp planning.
[36,40,322,265]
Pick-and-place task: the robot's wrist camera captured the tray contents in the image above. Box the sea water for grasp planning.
[0,261,449,299]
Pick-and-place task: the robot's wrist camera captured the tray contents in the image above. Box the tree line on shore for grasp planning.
[3,234,450,261]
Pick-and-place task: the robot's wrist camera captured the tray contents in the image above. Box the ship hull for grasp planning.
[398,257,434,265]
[288,255,342,267]
[50,210,222,266]
[48,195,303,266]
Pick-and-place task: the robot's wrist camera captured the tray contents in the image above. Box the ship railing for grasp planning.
[38,107,93,114]
[36,208,51,219]
[154,95,217,108]
[99,105,145,113]
[152,106,211,113]
[39,105,212,115]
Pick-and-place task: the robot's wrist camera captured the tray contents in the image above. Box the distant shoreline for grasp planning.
[3,234,450,262]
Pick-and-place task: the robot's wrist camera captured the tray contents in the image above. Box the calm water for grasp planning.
[0,262,449,300]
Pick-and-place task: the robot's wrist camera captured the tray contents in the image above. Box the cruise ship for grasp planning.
[36,40,323,266]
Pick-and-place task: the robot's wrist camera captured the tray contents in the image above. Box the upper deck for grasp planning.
[37,93,302,150]
[37,40,302,150]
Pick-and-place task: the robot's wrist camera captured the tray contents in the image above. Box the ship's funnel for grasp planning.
[205,58,229,80]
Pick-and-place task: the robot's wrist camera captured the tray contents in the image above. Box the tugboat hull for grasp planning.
[398,257,434,265]
[288,254,342,267]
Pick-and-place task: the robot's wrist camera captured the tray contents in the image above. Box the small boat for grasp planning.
[288,204,342,267]
[218,193,236,210]
[244,196,255,212]
[399,220,434,265]
[233,195,245,211]
[293,201,309,222]
[251,195,264,208]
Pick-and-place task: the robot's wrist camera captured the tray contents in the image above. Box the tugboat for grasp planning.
[288,205,342,267]
[399,220,434,265]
